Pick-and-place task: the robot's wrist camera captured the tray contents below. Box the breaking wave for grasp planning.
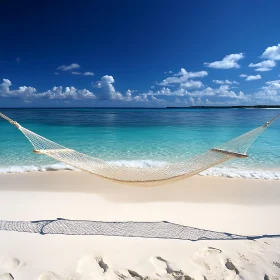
[0,160,279,180]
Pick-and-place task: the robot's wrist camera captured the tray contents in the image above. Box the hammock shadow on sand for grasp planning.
[0,218,279,241]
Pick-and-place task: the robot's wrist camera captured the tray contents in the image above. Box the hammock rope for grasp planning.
[0,112,279,185]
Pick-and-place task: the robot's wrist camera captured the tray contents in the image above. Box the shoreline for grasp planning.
[1,164,280,180]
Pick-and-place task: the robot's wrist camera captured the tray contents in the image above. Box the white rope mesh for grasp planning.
[1,112,279,186]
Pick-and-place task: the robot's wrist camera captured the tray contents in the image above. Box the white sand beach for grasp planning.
[0,171,280,280]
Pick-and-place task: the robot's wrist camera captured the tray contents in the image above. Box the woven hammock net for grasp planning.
[1,112,279,186]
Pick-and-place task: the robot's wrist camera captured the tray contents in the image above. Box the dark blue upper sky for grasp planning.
[1,0,280,107]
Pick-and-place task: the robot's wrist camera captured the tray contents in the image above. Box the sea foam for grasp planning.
[0,160,279,180]
[200,167,280,180]
[0,163,75,174]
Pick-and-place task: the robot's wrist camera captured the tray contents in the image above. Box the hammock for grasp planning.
[0,112,279,186]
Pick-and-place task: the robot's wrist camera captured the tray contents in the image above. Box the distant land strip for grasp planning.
[166,105,280,109]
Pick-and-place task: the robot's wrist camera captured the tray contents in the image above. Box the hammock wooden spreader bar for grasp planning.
[0,112,279,185]
[210,148,248,158]
[33,149,74,154]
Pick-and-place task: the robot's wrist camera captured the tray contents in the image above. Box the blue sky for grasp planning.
[1,0,280,107]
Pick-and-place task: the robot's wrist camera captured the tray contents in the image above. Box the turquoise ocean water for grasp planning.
[0,108,279,179]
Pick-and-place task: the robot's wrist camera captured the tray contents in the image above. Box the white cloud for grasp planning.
[255,80,280,101]
[246,75,261,81]
[152,88,174,96]
[40,86,95,100]
[212,80,239,85]
[0,79,36,98]
[189,85,246,99]
[164,71,173,74]
[265,80,280,89]
[261,44,280,61]
[72,71,94,76]
[141,84,246,101]
[240,74,261,81]
[133,89,168,103]
[249,60,276,71]
[215,85,245,99]
[84,72,94,76]
[125,89,132,99]
[54,72,60,75]
[57,63,80,71]
[189,97,195,105]
[0,79,95,100]
[95,75,129,101]
[180,80,203,89]
[57,64,94,76]
[204,53,244,69]
[134,93,149,102]
[159,68,207,86]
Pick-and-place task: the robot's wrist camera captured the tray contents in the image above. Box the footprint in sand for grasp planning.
[191,248,217,278]
[150,256,194,280]
[225,259,239,275]
[37,272,63,280]
[76,255,111,279]
[193,247,243,280]
[0,274,14,280]
[0,257,20,280]
[116,269,145,280]
[196,247,222,258]
[191,257,210,272]
[0,258,19,272]
[273,262,280,269]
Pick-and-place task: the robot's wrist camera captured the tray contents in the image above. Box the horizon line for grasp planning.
[0,105,280,110]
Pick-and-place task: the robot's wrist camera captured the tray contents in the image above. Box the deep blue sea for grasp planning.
[0,108,279,179]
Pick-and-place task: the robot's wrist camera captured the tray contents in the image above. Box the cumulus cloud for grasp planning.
[134,93,149,102]
[57,63,80,71]
[261,44,280,61]
[255,80,280,101]
[189,85,246,99]
[125,89,133,99]
[246,75,261,81]
[240,74,261,81]
[140,84,246,102]
[212,80,239,85]
[0,79,95,100]
[0,79,36,98]
[95,75,130,101]
[180,80,203,89]
[204,53,245,69]
[249,60,276,71]
[265,80,280,89]
[39,87,95,100]
[189,97,195,105]
[159,68,207,86]
[72,71,94,76]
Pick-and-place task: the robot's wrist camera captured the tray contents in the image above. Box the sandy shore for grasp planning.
[0,171,280,279]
